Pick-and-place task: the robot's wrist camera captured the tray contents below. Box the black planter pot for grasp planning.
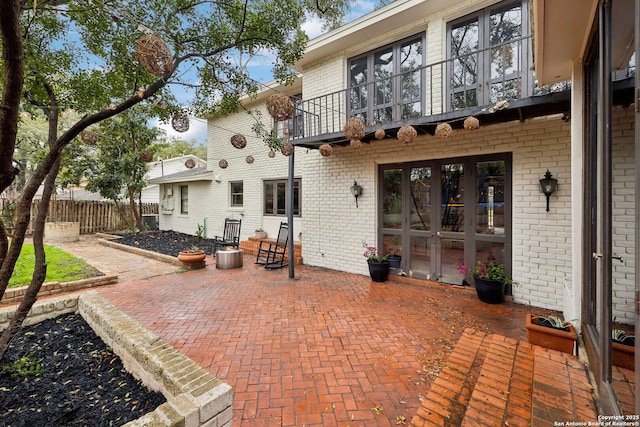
[368,261,390,282]
[473,276,505,304]
[388,255,401,269]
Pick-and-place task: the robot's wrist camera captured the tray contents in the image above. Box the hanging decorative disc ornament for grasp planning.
[81,130,98,146]
[435,123,453,138]
[397,125,417,144]
[319,144,333,157]
[171,114,189,132]
[350,139,362,149]
[246,155,254,164]
[135,35,174,77]
[375,128,386,140]
[219,159,228,169]
[281,143,295,156]
[266,93,294,121]
[185,158,196,169]
[463,116,480,130]
[268,150,276,158]
[231,134,247,149]
[140,150,153,162]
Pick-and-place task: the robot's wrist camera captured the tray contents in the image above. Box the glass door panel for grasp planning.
[382,169,402,229]
[441,238,465,284]
[441,163,465,232]
[410,167,431,231]
[409,236,432,278]
[408,166,433,278]
[476,161,506,234]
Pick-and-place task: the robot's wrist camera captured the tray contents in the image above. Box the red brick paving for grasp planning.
[93,255,571,426]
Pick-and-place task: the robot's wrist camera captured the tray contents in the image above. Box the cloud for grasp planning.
[302,16,325,39]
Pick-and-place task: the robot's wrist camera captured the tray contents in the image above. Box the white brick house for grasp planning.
[158,0,638,412]
[152,79,304,240]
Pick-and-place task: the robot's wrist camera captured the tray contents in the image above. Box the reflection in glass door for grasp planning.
[409,167,432,277]
[438,163,465,284]
[379,154,510,284]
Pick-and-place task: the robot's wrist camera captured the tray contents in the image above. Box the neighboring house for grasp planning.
[160,0,638,413]
[141,155,207,203]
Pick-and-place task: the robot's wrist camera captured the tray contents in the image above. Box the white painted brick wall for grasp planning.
[301,115,573,311]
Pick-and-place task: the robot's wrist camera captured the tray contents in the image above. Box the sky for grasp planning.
[157,0,382,145]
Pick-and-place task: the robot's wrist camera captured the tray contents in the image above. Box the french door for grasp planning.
[379,154,511,284]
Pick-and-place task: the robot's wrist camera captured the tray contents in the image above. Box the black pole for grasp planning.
[287,148,295,278]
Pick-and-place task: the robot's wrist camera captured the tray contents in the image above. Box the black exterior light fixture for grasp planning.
[539,170,558,212]
[350,180,363,208]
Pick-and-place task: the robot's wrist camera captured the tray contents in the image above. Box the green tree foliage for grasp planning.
[83,106,159,229]
[152,138,207,161]
[0,0,357,358]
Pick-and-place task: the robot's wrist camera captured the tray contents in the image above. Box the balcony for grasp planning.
[288,35,634,149]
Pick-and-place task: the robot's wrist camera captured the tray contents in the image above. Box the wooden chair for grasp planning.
[213,218,242,254]
[255,222,288,269]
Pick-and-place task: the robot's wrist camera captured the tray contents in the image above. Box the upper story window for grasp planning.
[264,178,301,217]
[448,0,532,110]
[230,181,243,207]
[348,35,424,125]
[180,185,188,214]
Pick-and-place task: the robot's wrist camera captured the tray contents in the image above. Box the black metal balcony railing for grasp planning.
[287,35,572,143]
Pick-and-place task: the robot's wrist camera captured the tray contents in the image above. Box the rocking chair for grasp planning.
[212,218,242,254]
[255,222,288,269]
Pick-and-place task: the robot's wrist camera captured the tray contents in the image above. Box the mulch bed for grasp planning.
[0,313,166,426]
[113,230,218,257]
[0,230,213,426]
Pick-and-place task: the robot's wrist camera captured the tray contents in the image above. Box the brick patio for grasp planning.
[90,252,603,426]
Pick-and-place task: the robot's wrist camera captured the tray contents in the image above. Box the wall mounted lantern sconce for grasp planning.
[350,180,363,208]
[539,170,558,212]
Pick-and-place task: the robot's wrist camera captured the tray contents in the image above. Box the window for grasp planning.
[264,179,301,216]
[230,181,243,207]
[348,35,424,124]
[180,185,188,214]
[448,0,531,110]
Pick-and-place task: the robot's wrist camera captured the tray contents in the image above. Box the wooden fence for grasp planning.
[1,199,159,235]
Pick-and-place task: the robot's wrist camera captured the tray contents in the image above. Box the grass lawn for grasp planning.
[9,243,102,288]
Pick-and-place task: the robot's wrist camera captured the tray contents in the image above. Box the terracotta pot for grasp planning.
[613,341,635,370]
[525,314,577,354]
[178,250,206,264]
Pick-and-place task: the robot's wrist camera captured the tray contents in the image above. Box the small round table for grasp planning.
[215,248,243,269]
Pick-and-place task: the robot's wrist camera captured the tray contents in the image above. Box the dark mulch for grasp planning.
[0,313,166,426]
[113,230,217,257]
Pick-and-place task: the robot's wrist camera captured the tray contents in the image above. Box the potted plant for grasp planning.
[363,243,391,282]
[457,260,510,304]
[177,246,206,267]
[255,228,267,239]
[386,247,402,269]
[526,314,577,354]
[612,329,635,370]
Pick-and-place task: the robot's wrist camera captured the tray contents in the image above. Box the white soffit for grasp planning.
[532,0,635,85]
[295,0,451,70]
